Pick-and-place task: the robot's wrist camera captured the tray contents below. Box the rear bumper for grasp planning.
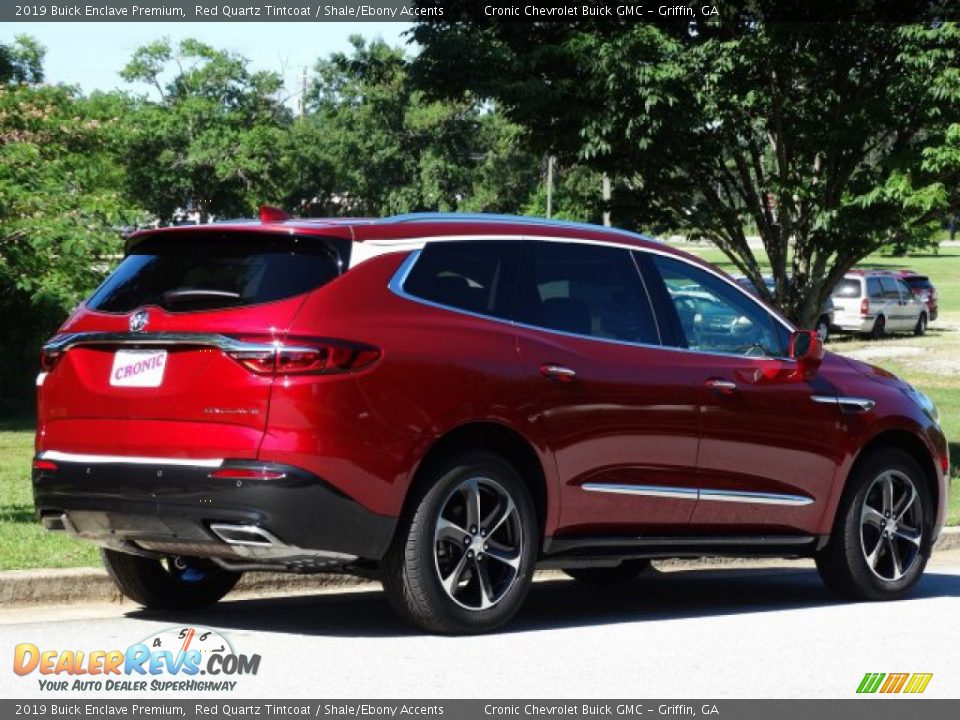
[832,315,875,333]
[32,453,396,569]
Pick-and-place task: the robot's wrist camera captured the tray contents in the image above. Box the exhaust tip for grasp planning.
[209,523,284,547]
[41,513,69,532]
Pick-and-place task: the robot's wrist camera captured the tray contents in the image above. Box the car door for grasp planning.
[895,278,923,328]
[640,252,847,536]
[513,240,702,536]
[879,276,908,330]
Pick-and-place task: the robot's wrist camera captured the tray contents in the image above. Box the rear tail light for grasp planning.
[226,339,380,376]
[40,348,61,372]
[32,459,58,472]
[860,298,869,316]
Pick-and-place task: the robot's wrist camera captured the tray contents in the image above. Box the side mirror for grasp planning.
[789,329,824,379]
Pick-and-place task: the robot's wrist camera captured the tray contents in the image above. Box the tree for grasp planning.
[119,39,293,222]
[0,38,141,411]
[412,8,960,327]
[294,36,540,216]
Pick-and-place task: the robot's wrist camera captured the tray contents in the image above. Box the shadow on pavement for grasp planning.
[125,565,960,639]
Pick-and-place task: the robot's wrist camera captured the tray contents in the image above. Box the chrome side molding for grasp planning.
[582,483,698,500]
[582,482,813,507]
[812,395,876,412]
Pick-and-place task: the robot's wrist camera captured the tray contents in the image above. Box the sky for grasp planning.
[4,22,413,96]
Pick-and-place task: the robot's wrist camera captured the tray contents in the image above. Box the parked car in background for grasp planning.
[896,270,938,322]
[735,275,835,341]
[831,270,928,339]
[33,211,948,634]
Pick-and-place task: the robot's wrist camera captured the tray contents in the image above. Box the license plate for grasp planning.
[110,349,167,388]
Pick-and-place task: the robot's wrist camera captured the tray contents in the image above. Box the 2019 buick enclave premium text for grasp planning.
[33,211,948,634]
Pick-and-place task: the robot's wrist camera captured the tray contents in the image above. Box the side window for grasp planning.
[647,255,787,358]
[896,279,913,300]
[867,278,884,299]
[514,241,659,344]
[880,277,901,300]
[403,240,520,319]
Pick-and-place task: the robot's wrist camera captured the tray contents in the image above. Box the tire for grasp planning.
[563,559,651,584]
[914,312,927,336]
[815,316,830,343]
[381,451,538,634]
[101,549,240,610]
[870,315,886,340]
[816,448,931,601]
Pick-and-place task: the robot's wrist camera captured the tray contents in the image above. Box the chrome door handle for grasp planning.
[540,364,577,382]
[705,378,737,393]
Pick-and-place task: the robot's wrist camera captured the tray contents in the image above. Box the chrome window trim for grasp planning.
[582,482,813,507]
[388,241,800,363]
[39,450,224,468]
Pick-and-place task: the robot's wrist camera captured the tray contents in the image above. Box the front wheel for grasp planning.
[101,549,240,609]
[816,448,930,601]
[381,452,538,634]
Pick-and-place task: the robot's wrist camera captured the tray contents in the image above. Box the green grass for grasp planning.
[0,429,99,570]
[1,246,959,569]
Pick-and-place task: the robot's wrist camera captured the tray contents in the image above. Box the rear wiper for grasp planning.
[162,289,242,306]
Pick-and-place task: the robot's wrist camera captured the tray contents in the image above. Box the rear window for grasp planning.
[903,276,933,290]
[832,279,862,298]
[87,233,349,313]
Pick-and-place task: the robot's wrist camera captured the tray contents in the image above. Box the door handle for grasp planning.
[540,364,577,382]
[705,378,737,394]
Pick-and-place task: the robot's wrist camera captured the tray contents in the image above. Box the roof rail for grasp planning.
[380,212,659,243]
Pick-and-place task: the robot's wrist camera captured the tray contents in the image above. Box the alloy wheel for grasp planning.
[859,470,923,582]
[433,476,523,611]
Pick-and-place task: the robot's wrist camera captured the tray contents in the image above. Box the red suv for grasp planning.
[34,211,948,634]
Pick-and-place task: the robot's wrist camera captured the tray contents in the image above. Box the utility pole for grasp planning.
[546,155,555,219]
[602,174,611,227]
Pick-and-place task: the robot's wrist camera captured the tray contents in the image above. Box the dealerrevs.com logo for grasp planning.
[13,627,260,692]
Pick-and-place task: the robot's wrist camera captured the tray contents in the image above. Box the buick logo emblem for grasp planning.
[129,309,149,333]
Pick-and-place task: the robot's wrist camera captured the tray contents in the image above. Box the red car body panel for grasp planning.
[33,215,949,566]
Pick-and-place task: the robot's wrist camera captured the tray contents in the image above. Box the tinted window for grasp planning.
[514,242,659,344]
[403,240,520,319]
[903,276,933,290]
[880,277,901,299]
[833,279,863,298]
[649,255,786,357]
[87,234,347,313]
[866,278,883,299]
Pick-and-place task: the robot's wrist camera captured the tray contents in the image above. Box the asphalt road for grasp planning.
[3,552,960,699]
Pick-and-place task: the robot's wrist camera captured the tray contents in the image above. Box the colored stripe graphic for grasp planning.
[903,673,933,694]
[857,672,932,694]
[880,673,909,693]
[857,673,885,693]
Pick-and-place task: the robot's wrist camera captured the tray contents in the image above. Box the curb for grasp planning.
[3,527,959,607]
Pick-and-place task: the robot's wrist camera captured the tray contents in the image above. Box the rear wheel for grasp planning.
[102,549,240,609]
[563,559,651,584]
[381,452,538,634]
[869,315,886,340]
[914,312,928,336]
[816,448,930,601]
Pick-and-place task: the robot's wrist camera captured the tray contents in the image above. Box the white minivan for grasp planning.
[831,270,928,338]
